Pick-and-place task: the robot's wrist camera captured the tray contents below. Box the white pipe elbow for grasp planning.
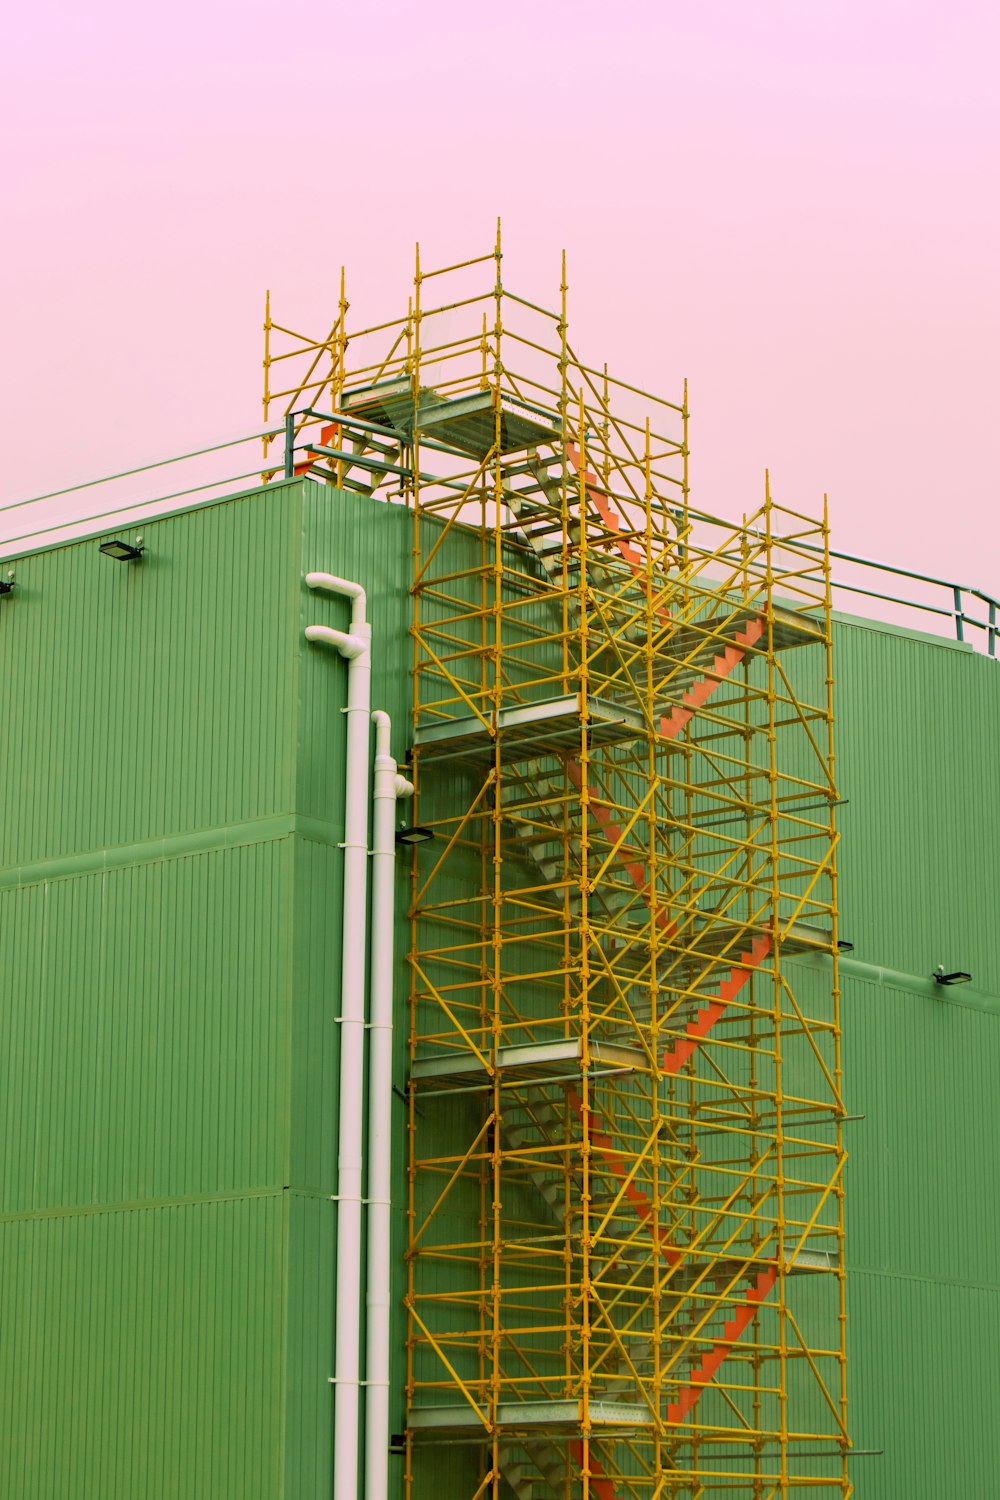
[371,709,392,758]
[372,711,413,801]
[304,623,369,660]
[306,571,367,627]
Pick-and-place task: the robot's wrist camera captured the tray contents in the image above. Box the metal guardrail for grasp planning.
[798,541,997,658]
[0,426,287,558]
[1,418,996,660]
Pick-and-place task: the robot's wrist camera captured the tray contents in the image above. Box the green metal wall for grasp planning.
[0,478,412,1499]
[786,617,1000,1498]
[2,478,997,1499]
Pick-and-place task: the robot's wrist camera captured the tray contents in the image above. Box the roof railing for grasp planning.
[796,539,998,658]
[1,419,996,659]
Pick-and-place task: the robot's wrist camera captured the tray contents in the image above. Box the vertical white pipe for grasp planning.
[305,571,371,1500]
[366,712,413,1500]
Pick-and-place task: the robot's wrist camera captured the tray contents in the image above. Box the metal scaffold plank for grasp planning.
[411,694,647,762]
[411,1037,646,1091]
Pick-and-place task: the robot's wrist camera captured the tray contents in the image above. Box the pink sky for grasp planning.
[2,1,998,609]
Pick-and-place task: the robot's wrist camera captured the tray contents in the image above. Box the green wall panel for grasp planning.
[830,620,1000,990]
[0,840,293,1214]
[0,484,303,871]
[0,477,417,1500]
[791,616,1000,1497]
[2,478,997,1499]
[845,1269,1000,1498]
[0,1195,288,1500]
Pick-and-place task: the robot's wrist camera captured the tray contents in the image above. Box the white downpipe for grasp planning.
[366,711,413,1500]
[305,571,371,1500]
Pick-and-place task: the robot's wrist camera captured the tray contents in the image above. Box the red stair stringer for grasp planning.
[295,421,339,476]
[568,1440,621,1500]
[563,756,673,931]
[661,934,771,1077]
[560,610,764,925]
[566,443,650,583]
[658,615,765,739]
[564,1083,682,1269]
[558,938,769,1256]
[666,1264,778,1424]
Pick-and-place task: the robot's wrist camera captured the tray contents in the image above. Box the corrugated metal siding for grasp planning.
[842,978,1000,1286]
[831,621,1000,990]
[284,1191,337,1500]
[0,1195,288,1500]
[0,482,302,870]
[4,481,999,1498]
[0,840,293,1215]
[834,970,1000,1498]
[822,618,1000,1497]
[846,1268,1000,1497]
[288,836,343,1197]
[0,483,309,1499]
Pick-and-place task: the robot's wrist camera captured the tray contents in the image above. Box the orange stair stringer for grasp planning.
[557,446,767,741]
[563,756,673,931]
[294,421,340,476]
[559,938,768,1258]
[561,616,764,926]
[666,1265,777,1424]
[658,615,766,740]
[568,1440,622,1500]
[661,935,771,1076]
[564,1083,682,1269]
[566,443,649,582]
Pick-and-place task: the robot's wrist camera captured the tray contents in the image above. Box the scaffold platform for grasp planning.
[412,693,646,762]
[410,1037,645,1091]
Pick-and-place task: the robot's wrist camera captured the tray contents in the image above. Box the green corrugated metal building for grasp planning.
[1,475,998,1498]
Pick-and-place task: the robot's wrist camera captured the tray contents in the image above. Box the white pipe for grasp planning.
[366,712,413,1500]
[306,571,367,627]
[304,624,368,659]
[305,571,371,1500]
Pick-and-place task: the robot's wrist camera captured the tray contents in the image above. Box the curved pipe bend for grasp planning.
[306,571,367,628]
[304,623,369,660]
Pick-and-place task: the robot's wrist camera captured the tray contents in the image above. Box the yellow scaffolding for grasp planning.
[266,228,850,1500]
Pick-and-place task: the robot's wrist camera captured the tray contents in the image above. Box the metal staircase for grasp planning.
[408,441,841,1487]
[277,245,855,1500]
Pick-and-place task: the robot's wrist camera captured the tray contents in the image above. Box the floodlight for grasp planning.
[395,826,436,847]
[99,538,144,562]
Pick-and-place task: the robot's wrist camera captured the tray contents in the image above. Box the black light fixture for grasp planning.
[933,967,971,987]
[395,825,436,847]
[99,537,144,562]
[837,939,854,954]
[0,571,14,596]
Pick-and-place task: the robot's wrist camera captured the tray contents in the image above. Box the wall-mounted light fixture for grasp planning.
[395,826,435,847]
[99,536,144,562]
[0,570,14,596]
[837,940,854,954]
[933,966,971,987]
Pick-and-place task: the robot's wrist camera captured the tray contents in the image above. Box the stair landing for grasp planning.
[408,1398,653,1438]
[411,1036,645,1092]
[413,693,645,763]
